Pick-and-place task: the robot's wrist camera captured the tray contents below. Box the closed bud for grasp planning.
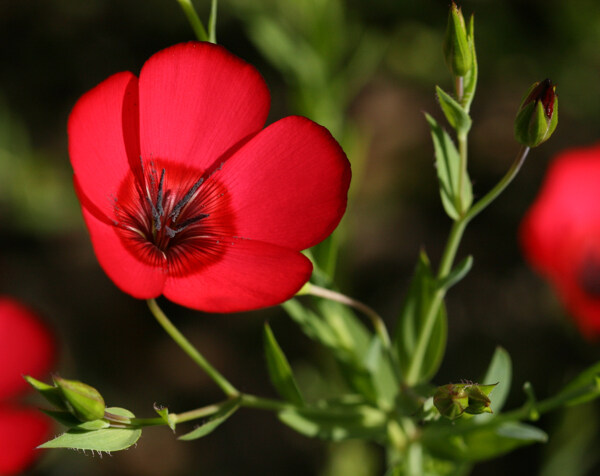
[443,2,474,77]
[514,79,558,147]
[433,384,469,419]
[54,376,106,422]
[464,383,496,415]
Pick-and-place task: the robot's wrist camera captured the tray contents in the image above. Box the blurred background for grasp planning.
[1,0,600,474]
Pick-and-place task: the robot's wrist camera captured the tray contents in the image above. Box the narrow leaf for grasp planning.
[24,375,68,411]
[278,403,386,442]
[395,251,447,383]
[178,398,240,441]
[154,404,176,431]
[437,255,473,291]
[436,86,472,134]
[425,113,460,220]
[480,347,512,413]
[263,323,304,406]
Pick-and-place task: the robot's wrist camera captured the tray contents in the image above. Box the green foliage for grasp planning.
[278,397,386,442]
[263,323,304,406]
[154,404,176,431]
[425,114,473,220]
[39,408,141,452]
[436,86,472,134]
[394,251,447,384]
[178,398,241,441]
[479,347,512,413]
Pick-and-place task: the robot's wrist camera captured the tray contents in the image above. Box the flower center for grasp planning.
[578,255,600,299]
[113,158,233,276]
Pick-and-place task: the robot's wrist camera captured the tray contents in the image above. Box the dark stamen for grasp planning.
[156,168,165,219]
[165,213,209,238]
[169,177,204,222]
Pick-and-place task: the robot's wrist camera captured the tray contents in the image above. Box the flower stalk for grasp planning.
[147,298,239,397]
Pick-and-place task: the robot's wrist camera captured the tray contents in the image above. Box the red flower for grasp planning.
[68,42,351,313]
[520,144,600,337]
[0,297,55,475]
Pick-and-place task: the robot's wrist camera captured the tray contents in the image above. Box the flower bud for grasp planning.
[464,383,496,415]
[433,384,469,419]
[443,2,473,77]
[54,376,106,422]
[514,79,558,147]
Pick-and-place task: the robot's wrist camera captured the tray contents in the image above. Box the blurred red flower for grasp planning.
[0,297,55,474]
[68,42,350,313]
[520,144,600,337]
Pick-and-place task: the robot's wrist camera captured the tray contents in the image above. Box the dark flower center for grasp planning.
[113,158,234,276]
[578,255,600,299]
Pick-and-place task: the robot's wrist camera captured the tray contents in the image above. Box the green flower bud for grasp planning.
[433,384,469,419]
[464,383,496,415]
[54,376,106,422]
[443,2,474,77]
[514,79,558,147]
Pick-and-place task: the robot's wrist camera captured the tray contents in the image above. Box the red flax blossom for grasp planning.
[0,297,55,474]
[520,144,600,338]
[68,42,351,313]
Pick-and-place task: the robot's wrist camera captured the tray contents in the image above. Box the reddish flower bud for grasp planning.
[514,79,558,147]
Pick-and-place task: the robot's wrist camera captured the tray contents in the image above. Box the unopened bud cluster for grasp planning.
[433,382,497,420]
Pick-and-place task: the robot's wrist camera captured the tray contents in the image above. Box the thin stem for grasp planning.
[457,132,468,216]
[464,145,530,223]
[405,146,530,385]
[176,0,209,42]
[302,284,391,349]
[172,399,232,424]
[147,299,239,397]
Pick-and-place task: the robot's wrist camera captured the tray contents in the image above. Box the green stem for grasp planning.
[176,0,209,42]
[464,145,530,223]
[457,132,468,215]
[301,283,391,349]
[147,299,239,397]
[405,146,529,385]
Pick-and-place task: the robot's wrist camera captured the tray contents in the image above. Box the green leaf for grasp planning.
[437,255,473,292]
[263,323,304,406]
[554,361,600,407]
[436,86,472,134]
[363,336,399,409]
[423,420,547,462]
[154,404,176,431]
[39,408,141,452]
[461,15,478,112]
[282,299,339,349]
[278,402,386,441]
[425,114,471,220]
[395,251,447,383]
[178,398,240,441]
[480,347,512,413]
[282,298,379,403]
[24,375,68,411]
[41,410,110,430]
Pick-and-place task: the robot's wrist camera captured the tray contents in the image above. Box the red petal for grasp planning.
[68,71,140,215]
[138,42,270,171]
[81,206,166,298]
[0,404,51,475]
[163,238,312,312]
[0,298,55,399]
[214,116,351,250]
